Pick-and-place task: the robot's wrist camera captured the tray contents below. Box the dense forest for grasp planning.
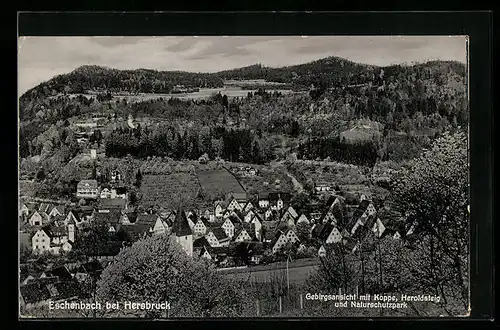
[19,57,467,169]
[104,124,272,165]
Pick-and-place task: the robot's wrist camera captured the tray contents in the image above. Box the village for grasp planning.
[19,162,409,311]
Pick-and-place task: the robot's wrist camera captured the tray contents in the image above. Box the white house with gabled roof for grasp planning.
[325,226,343,244]
[227,198,242,212]
[244,209,256,223]
[296,214,310,225]
[250,215,262,241]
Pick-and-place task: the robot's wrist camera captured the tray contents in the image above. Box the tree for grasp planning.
[391,131,469,315]
[296,222,312,243]
[91,164,97,180]
[73,221,110,260]
[306,244,358,295]
[128,190,138,206]
[135,169,143,187]
[35,167,46,182]
[231,242,250,266]
[96,234,252,317]
[198,153,209,164]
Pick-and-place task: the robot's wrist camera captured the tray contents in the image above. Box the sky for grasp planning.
[18,36,467,96]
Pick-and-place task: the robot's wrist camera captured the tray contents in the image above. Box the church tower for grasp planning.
[172,208,193,257]
[67,217,76,243]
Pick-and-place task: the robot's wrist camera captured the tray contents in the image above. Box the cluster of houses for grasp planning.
[20,188,408,263]
[76,175,126,200]
[19,257,106,310]
[19,190,412,312]
[20,203,78,256]
[231,166,258,177]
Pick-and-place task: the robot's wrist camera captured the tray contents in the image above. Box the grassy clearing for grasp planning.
[140,173,201,209]
[197,168,245,200]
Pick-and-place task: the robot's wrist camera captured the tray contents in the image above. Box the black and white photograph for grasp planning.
[18,35,469,318]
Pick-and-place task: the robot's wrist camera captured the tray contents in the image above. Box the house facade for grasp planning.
[29,211,48,226]
[271,232,289,254]
[221,218,236,238]
[325,226,343,244]
[76,180,99,199]
[193,219,209,236]
[234,228,252,243]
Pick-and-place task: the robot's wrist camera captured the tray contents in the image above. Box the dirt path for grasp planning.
[286,171,304,194]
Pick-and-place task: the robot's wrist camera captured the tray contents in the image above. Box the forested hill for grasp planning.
[19,56,465,104]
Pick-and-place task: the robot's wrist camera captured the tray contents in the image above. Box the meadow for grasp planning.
[196,168,246,200]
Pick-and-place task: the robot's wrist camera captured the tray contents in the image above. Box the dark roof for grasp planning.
[229,192,248,201]
[99,198,127,210]
[136,213,157,226]
[48,214,65,225]
[228,215,242,225]
[79,205,95,213]
[326,195,344,207]
[94,211,121,224]
[35,276,59,285]
[119,224,150,240]
[259,192,269,200]
[172,209,192,236]
[262,220,278,231]
[311,223,325,239]
[51,281,83,299]
[211,227,228,240]
[44,265,73,281]
[123,211,138,223]
[44,225,67,238]
[187,212,198,224]
[193,236,210,248]
[318,223,335,241]
[276,221,290,232]
[20,282,51,304]
[358,199,371,211]
[205,245,230,256]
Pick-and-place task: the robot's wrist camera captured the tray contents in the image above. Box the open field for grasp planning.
[80,88,295,103]
[230,164,294,197]
[140,173,202,209]
[219,259,319,285]
[196,168,246,200]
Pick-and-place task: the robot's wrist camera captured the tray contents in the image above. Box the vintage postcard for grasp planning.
[18,36,469,318]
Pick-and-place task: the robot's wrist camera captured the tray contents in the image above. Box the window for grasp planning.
[35,239,38,242]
